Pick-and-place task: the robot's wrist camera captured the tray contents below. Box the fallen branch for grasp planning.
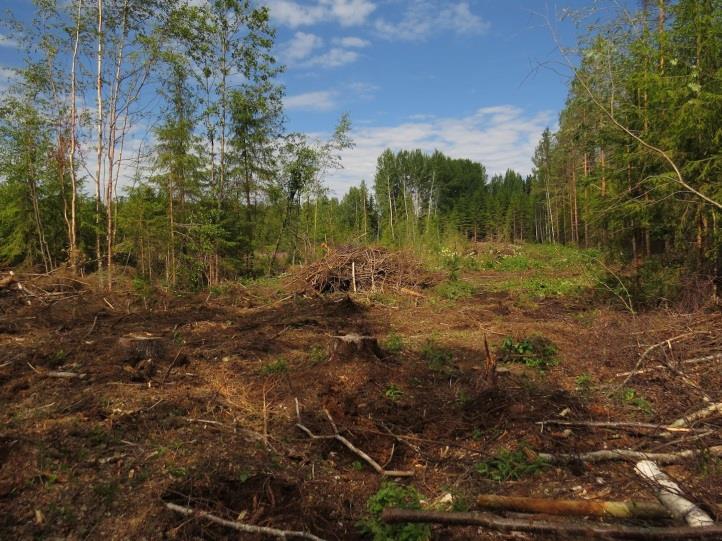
[635,460,714,527]
[165,502,325,540]
[538,445,722,465]
[381,508,722,539]
[538,419,701,436]
[614,353,722,378]
[616,332,708,391]
[476,494,672,519]
[295,399,413,477]
[669,403,722,428]
[46,371,87,379]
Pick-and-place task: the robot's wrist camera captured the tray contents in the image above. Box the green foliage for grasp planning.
[383,333,404,354]
[259,358,288,376]
[434,279,474,300]
[498,336,559,370]
[384,384,403,401]
[475,448,549,481]
[575,373,593,395]
[307,345,327,365]
[421,339,453,372]
[616,388,653,414]
[358,483,430,541]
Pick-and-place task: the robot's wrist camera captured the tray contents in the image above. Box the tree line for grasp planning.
[2,0,721,295]
[0,0,351,290]
[527,0,722,286]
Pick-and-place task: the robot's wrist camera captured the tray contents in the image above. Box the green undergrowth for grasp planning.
[358,482,430,541]
[497,335,559,370]
[475,447,549,481]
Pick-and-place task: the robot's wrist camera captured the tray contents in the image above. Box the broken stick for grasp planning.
[295,399,413,477]
[476,494,672,520]
[635,460,714,528]
[380,509,722,540]
[165,502,325,540]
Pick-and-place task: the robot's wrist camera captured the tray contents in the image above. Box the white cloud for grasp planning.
[304,47,359,68]
[374,1,489,42]
[334,36,370,48]
[265,0,376,28]
[279,31,324,64]
[324,105,552,194]
[284,90,338,111]
[0,67,17,92]
[0,33,20,49]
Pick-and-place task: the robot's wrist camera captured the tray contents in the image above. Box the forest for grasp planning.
[1,1,722,540]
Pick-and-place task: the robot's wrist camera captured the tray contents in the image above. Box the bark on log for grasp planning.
[539,445,722,465]
[635,460,714,527]
[476,494,672,519]
[669,403,722,428]
[381,508,722,539]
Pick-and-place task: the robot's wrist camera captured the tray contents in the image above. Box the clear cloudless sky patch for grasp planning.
[0,0,615,195]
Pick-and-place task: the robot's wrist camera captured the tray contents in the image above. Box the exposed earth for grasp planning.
[1,243,720,540]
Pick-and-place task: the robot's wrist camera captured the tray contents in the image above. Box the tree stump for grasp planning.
[117,333,165,381]
[474,335,497,392]
[330,333,383,362]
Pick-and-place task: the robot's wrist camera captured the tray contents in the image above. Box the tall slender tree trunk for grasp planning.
[95,0,104,285]
[68,0,83,274]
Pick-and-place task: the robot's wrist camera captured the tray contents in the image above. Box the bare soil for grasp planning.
[1,261,721,540]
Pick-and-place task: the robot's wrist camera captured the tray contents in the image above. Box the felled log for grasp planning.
[380,509,722,539]
[635,460,714,527]
[669,402,722,428]
[538,445,722,465]
[330,333,383,362]
[476,494,672,519]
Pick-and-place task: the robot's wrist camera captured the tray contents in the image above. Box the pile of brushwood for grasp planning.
[290,245,434,294]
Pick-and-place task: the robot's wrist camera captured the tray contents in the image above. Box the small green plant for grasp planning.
[421,339,453,372]
[351,460,365,471]
[498,335,558,370]
[471,428,483,441]
[308,345,327,364]
[575,373,593,395]
[440,246,462,280]
[358,482,431,541]
[434,279,474,300]
[167,466,187,478]
[384,384,403,401]
[93,481,119,504]
[383,332,404,354]
[259,358,288,376]
[617,388,653,414]
[475,448,548,481]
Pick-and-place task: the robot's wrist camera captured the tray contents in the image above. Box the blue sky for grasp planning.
[271,0,596,193]
[0,0,599,195]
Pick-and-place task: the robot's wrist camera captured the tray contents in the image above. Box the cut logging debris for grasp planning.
[165,502,325,541]
[289,245,433,294]
[380,509,722,540]
[635,460,714,528]
[295,398,413,477]
[475,494,673,520]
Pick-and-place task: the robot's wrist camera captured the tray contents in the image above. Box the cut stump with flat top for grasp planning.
[330,333,383,362]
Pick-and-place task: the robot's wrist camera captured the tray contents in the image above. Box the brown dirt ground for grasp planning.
[1,265,721,540]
